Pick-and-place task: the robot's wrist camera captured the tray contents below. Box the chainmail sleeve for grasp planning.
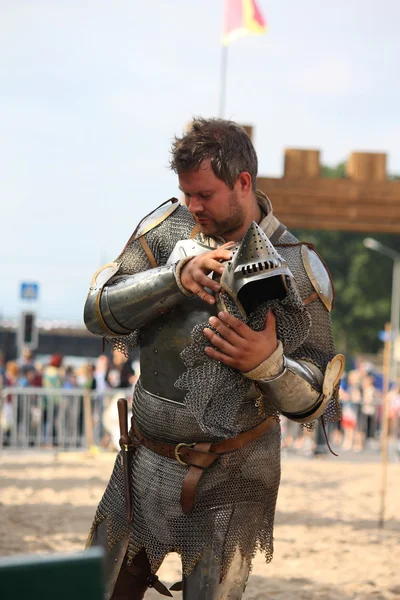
[117,238,152,276]
[98,204,196,356]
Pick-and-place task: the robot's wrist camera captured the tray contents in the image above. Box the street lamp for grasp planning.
[363,237,400,528]
[363,237,400,382]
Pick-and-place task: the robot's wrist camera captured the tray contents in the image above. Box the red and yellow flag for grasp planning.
[222,0,267,46]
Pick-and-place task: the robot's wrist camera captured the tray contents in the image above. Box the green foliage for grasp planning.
[291,164,400,359]
[320,162,347,179]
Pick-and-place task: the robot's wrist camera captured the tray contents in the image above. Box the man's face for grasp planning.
[178,160,247,238]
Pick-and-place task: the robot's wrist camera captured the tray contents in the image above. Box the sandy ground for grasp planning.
[0,450,399,599]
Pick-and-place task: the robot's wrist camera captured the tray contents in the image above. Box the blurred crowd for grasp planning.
[338,359,400,452]
[0,348,138,450]
[0,347,138,392]
[1,350,399,454]
[281,358,400,454]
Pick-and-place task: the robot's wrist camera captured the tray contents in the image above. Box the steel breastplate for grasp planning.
[139,295,217,402]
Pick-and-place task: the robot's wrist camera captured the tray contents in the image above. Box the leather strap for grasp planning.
[132,423,218,468]
[303,291,319,306]
[132,416,276,513]
[139,236,158,268]
[169,580,183,592]
[133,416,275,465]
[211,416,276,454]
[270,222,287,244]
[124,552,173,597]
[180,442,212,514]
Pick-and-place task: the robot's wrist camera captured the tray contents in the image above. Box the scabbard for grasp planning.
[117,398,134,524]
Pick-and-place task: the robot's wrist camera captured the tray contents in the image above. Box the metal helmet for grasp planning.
[215,221,293,317]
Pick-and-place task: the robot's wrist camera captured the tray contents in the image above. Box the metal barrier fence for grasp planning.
[0,387,131,451]
[281,401,400,454]
[1,387,399,453]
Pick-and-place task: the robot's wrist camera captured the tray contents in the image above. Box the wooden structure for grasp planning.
[244,126,400,233]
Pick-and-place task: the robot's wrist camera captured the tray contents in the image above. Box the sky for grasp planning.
[1,0,399,321]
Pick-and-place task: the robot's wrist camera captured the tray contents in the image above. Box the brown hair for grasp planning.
[170,117,258,191]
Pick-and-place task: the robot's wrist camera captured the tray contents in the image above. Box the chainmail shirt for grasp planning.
[89,201,340,580]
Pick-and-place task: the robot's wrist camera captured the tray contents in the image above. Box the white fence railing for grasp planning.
[1,387,399,454]
[0,387,132,451]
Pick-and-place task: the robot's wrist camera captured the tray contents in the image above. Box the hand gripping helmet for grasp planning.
[215,221,294,317]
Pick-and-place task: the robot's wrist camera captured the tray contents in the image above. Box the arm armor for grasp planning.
[84,264,184,337]
[253,232,344,424]
[256,354,345,424]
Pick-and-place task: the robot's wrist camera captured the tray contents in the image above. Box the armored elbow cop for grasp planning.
[256,354,345,423]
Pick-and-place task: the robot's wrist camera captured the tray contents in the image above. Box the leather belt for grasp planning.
[132,416,276,514]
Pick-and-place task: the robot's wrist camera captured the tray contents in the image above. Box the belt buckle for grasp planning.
[175,442,195,466]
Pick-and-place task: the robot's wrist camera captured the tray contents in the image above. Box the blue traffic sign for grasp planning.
[20,282,39,301]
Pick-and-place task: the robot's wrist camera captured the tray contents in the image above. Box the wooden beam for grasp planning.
[259,176,400,198]
[273,218,400,234]
[257,176,400,233]
[258,177,400,202]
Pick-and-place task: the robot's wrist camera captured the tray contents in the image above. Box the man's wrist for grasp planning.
[174,257,194,297]
[242,340,284,380]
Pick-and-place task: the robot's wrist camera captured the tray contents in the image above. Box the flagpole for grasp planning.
[219,44,228,118]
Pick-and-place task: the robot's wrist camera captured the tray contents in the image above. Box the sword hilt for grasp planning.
[117,398,131,448]
[117,397,134,523]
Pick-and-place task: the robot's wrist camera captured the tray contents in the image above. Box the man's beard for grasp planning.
[198,193,245,238]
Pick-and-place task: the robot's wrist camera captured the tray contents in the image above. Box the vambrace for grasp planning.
[84,264,185,336]
[255,355,345,424]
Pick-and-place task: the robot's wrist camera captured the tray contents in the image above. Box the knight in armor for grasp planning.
[84,118,344,599]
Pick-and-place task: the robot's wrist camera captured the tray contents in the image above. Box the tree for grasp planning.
[291,164,400,360]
